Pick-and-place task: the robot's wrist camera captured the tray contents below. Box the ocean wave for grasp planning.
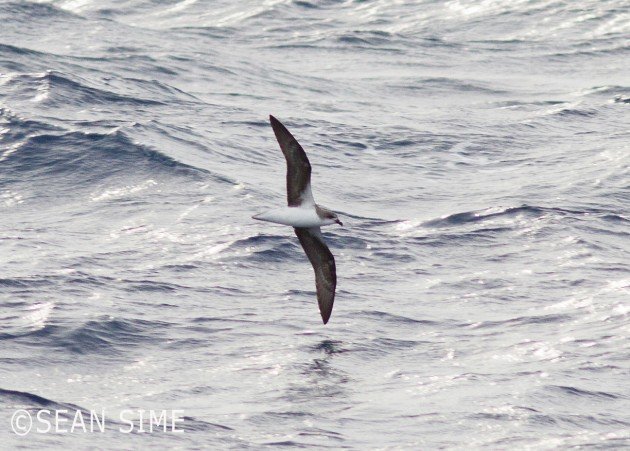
[422,205,547,228]
[0,118,207,193]
[0,388,82,410]
[44,317,172,355]
[236,234,304,263]
[468,314,572,329]
[417,205,617,230]
[1,70,166,107]
[388,77,509,95]
[0,1,80,22]
[356,310,442,327]
[0,300,54,339]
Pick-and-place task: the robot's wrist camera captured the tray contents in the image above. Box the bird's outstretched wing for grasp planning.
[269,115,314,207]
[294,227,336,324]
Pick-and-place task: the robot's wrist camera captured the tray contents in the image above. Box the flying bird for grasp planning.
[253,115,343,324]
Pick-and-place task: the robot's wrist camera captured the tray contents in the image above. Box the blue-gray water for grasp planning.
[1,0,629,448]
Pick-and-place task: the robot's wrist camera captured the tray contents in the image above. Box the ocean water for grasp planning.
[1,0,629,448]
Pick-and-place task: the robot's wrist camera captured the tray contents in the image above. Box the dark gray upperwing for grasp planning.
[294,227,336,324]
[269,115,312,207]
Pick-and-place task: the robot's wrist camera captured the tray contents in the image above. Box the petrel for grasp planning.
[253,115,343,324]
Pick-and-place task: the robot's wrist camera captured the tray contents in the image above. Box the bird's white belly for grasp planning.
[253,206,325,228]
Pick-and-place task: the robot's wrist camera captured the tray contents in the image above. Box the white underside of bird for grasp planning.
[253,206,337,228]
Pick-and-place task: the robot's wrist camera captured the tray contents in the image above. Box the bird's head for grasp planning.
[324,210,343,226]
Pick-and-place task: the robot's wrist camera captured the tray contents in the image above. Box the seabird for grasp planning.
[253,115,343,324]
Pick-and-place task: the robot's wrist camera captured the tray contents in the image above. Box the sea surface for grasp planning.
[1,0,629,448]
